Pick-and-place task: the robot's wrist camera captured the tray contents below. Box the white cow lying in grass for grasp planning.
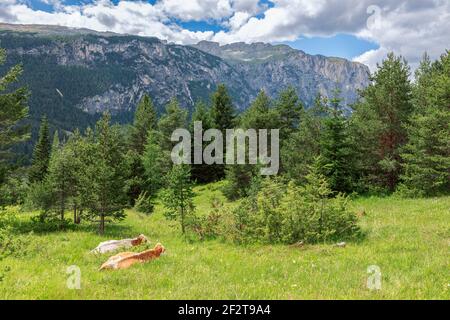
[91,234,148,254]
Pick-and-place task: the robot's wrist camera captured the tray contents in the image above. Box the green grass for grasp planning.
[1,182,449,300]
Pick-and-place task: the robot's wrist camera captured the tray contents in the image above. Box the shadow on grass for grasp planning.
[181,223,369,247]
[337,228,368,245]
[12,217,134,238]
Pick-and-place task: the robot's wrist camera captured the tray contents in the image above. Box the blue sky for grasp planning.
[282,35,379,59]
[2,0,448,71]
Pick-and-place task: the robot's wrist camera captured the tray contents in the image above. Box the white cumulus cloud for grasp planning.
[0,0,448,70]
[354,0,450,71]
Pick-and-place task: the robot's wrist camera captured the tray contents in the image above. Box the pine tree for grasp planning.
[34,129,92,226]
[162,164,195,236]
[0,48,30,164]
[142,129,170,199]
[29,116,51,183]
[130,94,157,154]
[282,94,325,184]
[71,128,97,224]
[190,100,213,131]
[138,97,187,207]
[0,47,30,186]
[351,52,413,191]
[224,90,278,199]
[239,90,276,129]
[210,84,236,179]
[271,87,304,174]
[87,113,127,234]
[274,86,304,140]
[126,94,158,204]
[399,51,450,196]
[157,98,188,152]
[318,89,355,193]
[45,138,80,226]
[211,84,236,131]
[189,100,216,183]
[412,53,433,112]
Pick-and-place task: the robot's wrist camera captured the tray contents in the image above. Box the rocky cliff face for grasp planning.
[0,23,369,123]
[193,41,370,106]
[0,25,252,119]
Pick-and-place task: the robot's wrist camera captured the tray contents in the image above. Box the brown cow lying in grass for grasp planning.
[91,234,148,254]
[99,243,165,270]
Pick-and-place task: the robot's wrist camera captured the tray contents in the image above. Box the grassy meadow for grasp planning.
[0,182,449,300]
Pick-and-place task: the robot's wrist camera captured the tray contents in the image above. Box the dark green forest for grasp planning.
[1,46,449,243]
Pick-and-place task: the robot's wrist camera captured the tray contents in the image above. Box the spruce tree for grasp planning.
[239,90,276,129]
[87,113,127,234]
[137,97,187,211]
[399,51,450,196]
[318,89,355,193]
[211,84,236,131]
[0,48,30,185]
[224,90,278,199]
[412,53,433,112]
[126,94,158,204]
[157,98,188,152]
[0,49,30,156]
[162,164,195,236]
[282,94,325,184]
[270,87,304,174]
[45,138,79,226]
[189,100,216,183]
[142,129,170,198]
[71,128,97,224]
[29,116,51,183]
[274,86,304,140]
[351,52,413,191]
[190,100,213,131]
[130,94,157,154]
[210,84,236,179]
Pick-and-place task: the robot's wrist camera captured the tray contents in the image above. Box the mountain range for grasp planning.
[0,23,370,135]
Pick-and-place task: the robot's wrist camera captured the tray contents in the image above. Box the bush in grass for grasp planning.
[0,206,30,281]
[0,173,28,207]
[134,191,155,214]
[23,181,53,212]
[29,212,72,232]
[232,168,360,244]
[233,178,286,243]
[278,183,359,244]
[0,206,19,229]
[189,197,236,241]
[24,181,71,231]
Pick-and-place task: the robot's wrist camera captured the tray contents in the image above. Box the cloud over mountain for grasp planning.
[0,0,448,71]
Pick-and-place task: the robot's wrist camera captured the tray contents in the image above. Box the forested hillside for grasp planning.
[0,23,370,159]
[1,45,448,233]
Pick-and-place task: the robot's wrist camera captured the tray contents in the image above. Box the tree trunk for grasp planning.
[180,186,185,237]
[73,205,78,224]
[60,196,65,221]
[59,193,65,230]
[99,213,105,235]
[181,207,185,235]
[77,209,82,224]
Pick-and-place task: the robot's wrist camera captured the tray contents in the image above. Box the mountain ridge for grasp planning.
[0,23,370,127]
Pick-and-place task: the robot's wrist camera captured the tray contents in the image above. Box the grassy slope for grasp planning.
[0,182,449,300]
